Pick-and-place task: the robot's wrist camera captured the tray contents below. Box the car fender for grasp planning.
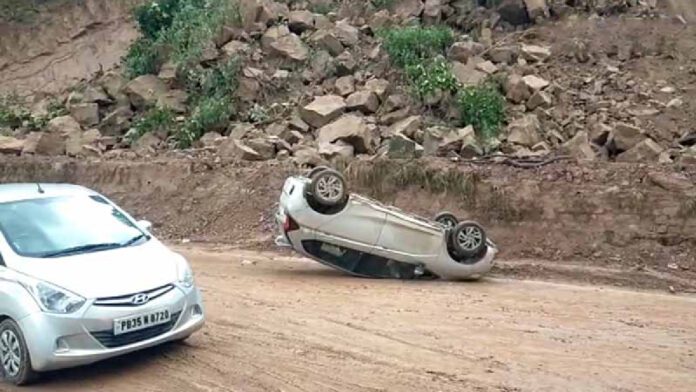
[0,269,41,322]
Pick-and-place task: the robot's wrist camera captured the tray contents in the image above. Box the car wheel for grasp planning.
[0,319,37,386]
[450,221,487,260]
[309,169,347,207]
[434,212,458,230]
[307,165,331,179]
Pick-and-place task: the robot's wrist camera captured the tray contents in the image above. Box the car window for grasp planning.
[0,195,146,258]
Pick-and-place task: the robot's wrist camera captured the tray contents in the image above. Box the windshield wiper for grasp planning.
[41,243,123,258]
[121,233,149,247]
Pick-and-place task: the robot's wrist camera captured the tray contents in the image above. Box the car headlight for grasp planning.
[178,262,195,288]
[20,279,86,314]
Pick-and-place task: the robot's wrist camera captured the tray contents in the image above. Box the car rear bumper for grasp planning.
[19,285,205,372]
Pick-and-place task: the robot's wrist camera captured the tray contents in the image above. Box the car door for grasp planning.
[314,195,387,251]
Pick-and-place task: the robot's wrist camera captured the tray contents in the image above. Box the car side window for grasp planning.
[0,252,4,266]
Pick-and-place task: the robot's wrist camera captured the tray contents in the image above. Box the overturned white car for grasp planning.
[275,167,498,280]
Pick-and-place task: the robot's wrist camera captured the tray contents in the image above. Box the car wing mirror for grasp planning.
[137,219,153,232]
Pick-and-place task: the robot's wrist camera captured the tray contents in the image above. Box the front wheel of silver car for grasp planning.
[309,169,347,207]
[0,320,37,386]
[450,221,487,260]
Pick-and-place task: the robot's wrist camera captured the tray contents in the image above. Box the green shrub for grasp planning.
[456,83,506,140]
[123,37,162,79]
[194,58,241,99]
[404,57,459,99]
[126,106,177,145]
[378,25,454,68]
[134,0,190,40]
[161,0,239,67]
[176,96,233,148]
[0,95,65,130]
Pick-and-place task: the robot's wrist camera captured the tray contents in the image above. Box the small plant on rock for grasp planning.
[404,56,459,99]
[123,37,162,79]
[379,25,454,67]
[456,82,506,140]
[176,96,233,148]
[126,106,177,145]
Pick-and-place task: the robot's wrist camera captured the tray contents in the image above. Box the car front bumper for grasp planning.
[19,284,205,372]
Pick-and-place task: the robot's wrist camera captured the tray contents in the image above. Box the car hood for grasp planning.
[12,240,183,299]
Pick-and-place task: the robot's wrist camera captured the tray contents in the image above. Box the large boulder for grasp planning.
[393,0,424,19]
[522,75,550,91]
[309,29,344,56]
[0,136,24,155]
[123,75,168,110]
[386,115,422,138]
[335,51,357,76]
[387,133,421,159]
[69,102,99,127]
[521,44,552,62]
[335,76,356,96]
[526,90,553,110]
[289,10,315,33]
[448,41,485,63]
[487,46,519,65]
[345,91,379,114]
[294,146,328,167]
[316,114,375,154]
[524,0,549,20]
[245,137,277,160]
[451,62,486,87]
[507,114,542,147]
[100,71,127,100]
[34,132,66,156]
[423,0,444,24]
[423,125,477,156]
[497,0,531,26]
[47,115,81,134]
[365,78,390,101]
[505,74,531,104]
[319,140,355,160]
[300,95,346,128]
[100,106,133,136]
[335,19,359,47]
[611,122,646,152]
[222,40,251,57]
[616,139,663,162]
[561,131,595,161]
[266,31,309,61]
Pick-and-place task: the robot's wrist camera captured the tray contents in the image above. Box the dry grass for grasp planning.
[344,159,479,204]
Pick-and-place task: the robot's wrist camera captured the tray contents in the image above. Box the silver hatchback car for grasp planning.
[0,183,205,385]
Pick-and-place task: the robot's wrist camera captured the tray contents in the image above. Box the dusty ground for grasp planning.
[11,245,696,392]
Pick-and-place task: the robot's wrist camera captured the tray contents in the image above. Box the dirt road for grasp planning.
[14,246,696,392]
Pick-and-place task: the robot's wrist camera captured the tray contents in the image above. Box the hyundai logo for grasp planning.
[131,293,150,305]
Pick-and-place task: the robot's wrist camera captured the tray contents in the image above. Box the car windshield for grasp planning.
[0,195,148,258]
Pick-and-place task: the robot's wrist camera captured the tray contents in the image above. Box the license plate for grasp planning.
[113,308,171,336]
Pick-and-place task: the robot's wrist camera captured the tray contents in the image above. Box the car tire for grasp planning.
[309,169,347,207]
[307,165,331,179]
[0,319,37,386]
[449,221,487,260]
[434,212,458,230]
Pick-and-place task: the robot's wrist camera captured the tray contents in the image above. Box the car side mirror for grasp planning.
[138,219,153,231]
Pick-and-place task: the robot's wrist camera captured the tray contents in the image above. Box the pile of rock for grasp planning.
[1,0,689,168]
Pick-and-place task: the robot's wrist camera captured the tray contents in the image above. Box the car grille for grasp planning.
[93,284,176,307]
[90,311,182,348]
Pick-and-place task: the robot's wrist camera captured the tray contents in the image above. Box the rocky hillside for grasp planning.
[1,0,695,168]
